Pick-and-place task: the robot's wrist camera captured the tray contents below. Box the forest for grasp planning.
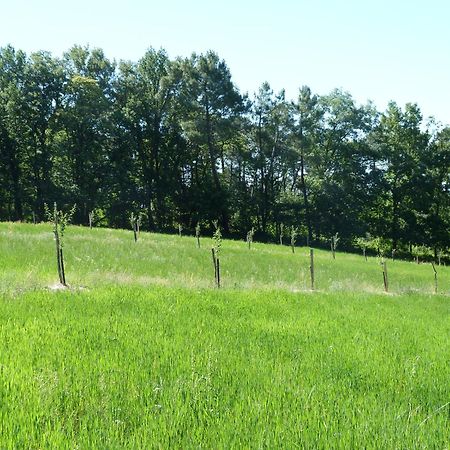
[0,45,448,254]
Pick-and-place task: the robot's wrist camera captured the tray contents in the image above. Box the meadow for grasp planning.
[0,222,449,448]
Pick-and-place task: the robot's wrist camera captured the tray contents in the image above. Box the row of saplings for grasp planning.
[46,203,439,294]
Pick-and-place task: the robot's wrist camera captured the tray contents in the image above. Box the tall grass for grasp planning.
[0,288,448,448]
[0,222,448,295]
[0,222,449,447]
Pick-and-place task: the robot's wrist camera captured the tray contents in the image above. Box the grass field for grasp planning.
[0,222,449,448]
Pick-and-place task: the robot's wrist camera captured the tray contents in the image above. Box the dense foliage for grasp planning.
[0,45,448,253]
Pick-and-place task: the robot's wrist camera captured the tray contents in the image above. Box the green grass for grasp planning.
[1,222,448,295]
[0,222,449,448]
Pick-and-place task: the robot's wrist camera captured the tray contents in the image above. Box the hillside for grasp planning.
[1,222,448,295]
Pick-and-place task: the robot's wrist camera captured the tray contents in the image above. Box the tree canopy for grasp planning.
[0,45,448,254]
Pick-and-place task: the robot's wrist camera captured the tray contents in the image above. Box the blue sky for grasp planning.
[2,0,449,124]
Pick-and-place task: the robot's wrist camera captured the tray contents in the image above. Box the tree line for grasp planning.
[0,45,448,255]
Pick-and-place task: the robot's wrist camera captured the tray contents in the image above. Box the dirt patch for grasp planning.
[47,283,69,291]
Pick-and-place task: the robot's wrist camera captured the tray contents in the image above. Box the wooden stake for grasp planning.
[197,235,200,248]
[32,211,36,224]
[54,212,63,284]
[211,248,217,287]
[363,247,367,261]
[60,247,66,286]
[382,260,388,292]
[133,221,137,242]
[216,258,221,288]
[56,240,62,284]
[309,248,314,290]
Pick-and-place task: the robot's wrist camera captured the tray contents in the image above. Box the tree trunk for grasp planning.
[391,183,399,251]
[11,171,23,221]
[204,92,229,232]
[300,151,312,244]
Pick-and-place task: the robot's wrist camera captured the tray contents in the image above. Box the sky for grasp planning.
[1,0,449,124]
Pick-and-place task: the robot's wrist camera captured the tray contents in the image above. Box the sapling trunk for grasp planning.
[195,223,201,248]
[363,247,367,261]
[212,222,222,288]
[331,233,339,260]
[246,228,254,250]
[136,213,142,237]
[129,213,138,242]
[53,209,65,285]
[32,212,36,225]
[212,251,221,288]
[431,262,437,294]
[46,202,75,286]
[309,248,314,290]
[290,227,297,253]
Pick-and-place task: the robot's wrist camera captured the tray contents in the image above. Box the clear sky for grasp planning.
[2,0,449,124]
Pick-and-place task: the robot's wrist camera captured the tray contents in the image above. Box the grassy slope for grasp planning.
[1,222,448,295]
[0,222,449,448]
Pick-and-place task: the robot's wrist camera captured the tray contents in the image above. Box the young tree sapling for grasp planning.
[290,226,297,253]
[195,222,201,248]
[44,202,76,286]
[246,227,255,250]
